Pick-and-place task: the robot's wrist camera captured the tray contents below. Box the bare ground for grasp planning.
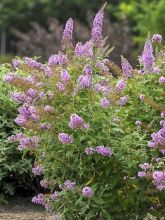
[0,197,53,220]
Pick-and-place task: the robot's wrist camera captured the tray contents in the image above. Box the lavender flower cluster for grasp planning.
[138,34,162,74]
[116,79,126,92]
[48,53,68,66]
[140,39,155,72]
[152,171,165,191]
[74,41,93,58]
[32,165,43,176]
[148,112,165,154]
[58,133,73,144]
[138,111,165,191]
[94,83,111,95]
[62,18,73,48]
[32,193,45,205]
[152,34,162,43]
[159,76,165,85]
[32,180,93,211]
[69,114,89,129]
[119,95,129,106]
[121,57,133,78]
[8,133,40,151]
[91,8,104,46]
[85,146,113,157]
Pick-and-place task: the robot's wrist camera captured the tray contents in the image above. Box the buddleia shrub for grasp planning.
[4,4,165,219]
[0,65,34,203]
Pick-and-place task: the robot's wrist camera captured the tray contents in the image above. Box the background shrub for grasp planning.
[117,0,165,46]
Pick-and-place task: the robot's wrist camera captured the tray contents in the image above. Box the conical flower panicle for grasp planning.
[141,39,155,72]
[91,8,104,47]
[62,18,73,50]
[121,56,133,78]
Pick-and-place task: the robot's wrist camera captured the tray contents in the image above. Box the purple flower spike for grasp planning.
[56,82,65,92]
[44,105,54,113]
[152,34,162,43]
[44,66,52,77]
[64,180,75,190]
[48,54,59,66]
[58,53,68,66]
[101,98,110,108]
[24,57,41,69]
[77,75,91,88]
[148,141,156,148]
[3,72,15,83]
[69,114,88,129]
[153,171,165,191]
[40,123,51,130]
[116,79,126,92]
[82,187,94,197]
[74,41,93,58]
[159,76,165,85]
[121,57,133,78]
[119,95,129,106]
[18,135,40,150]
[62,18,73,48]
[50,191,59,200]
[12,59,20,69]
[8,133,25,143]
[83,65,93,75]
[26,88,37,98]
[32,165,43,176]
[138,171,146,178]
[141,39,155,72]
[61,69,71,82]
[91,8,104,46]
[96,146,113,157]
[32,193,44,205]
[11,92,25,103]
[139,163,150,171]
[14,115,27,126]
[58,133,73,144]
[96,61,109,73]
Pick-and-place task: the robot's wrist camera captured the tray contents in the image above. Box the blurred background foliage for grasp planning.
[0,0,164,64]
